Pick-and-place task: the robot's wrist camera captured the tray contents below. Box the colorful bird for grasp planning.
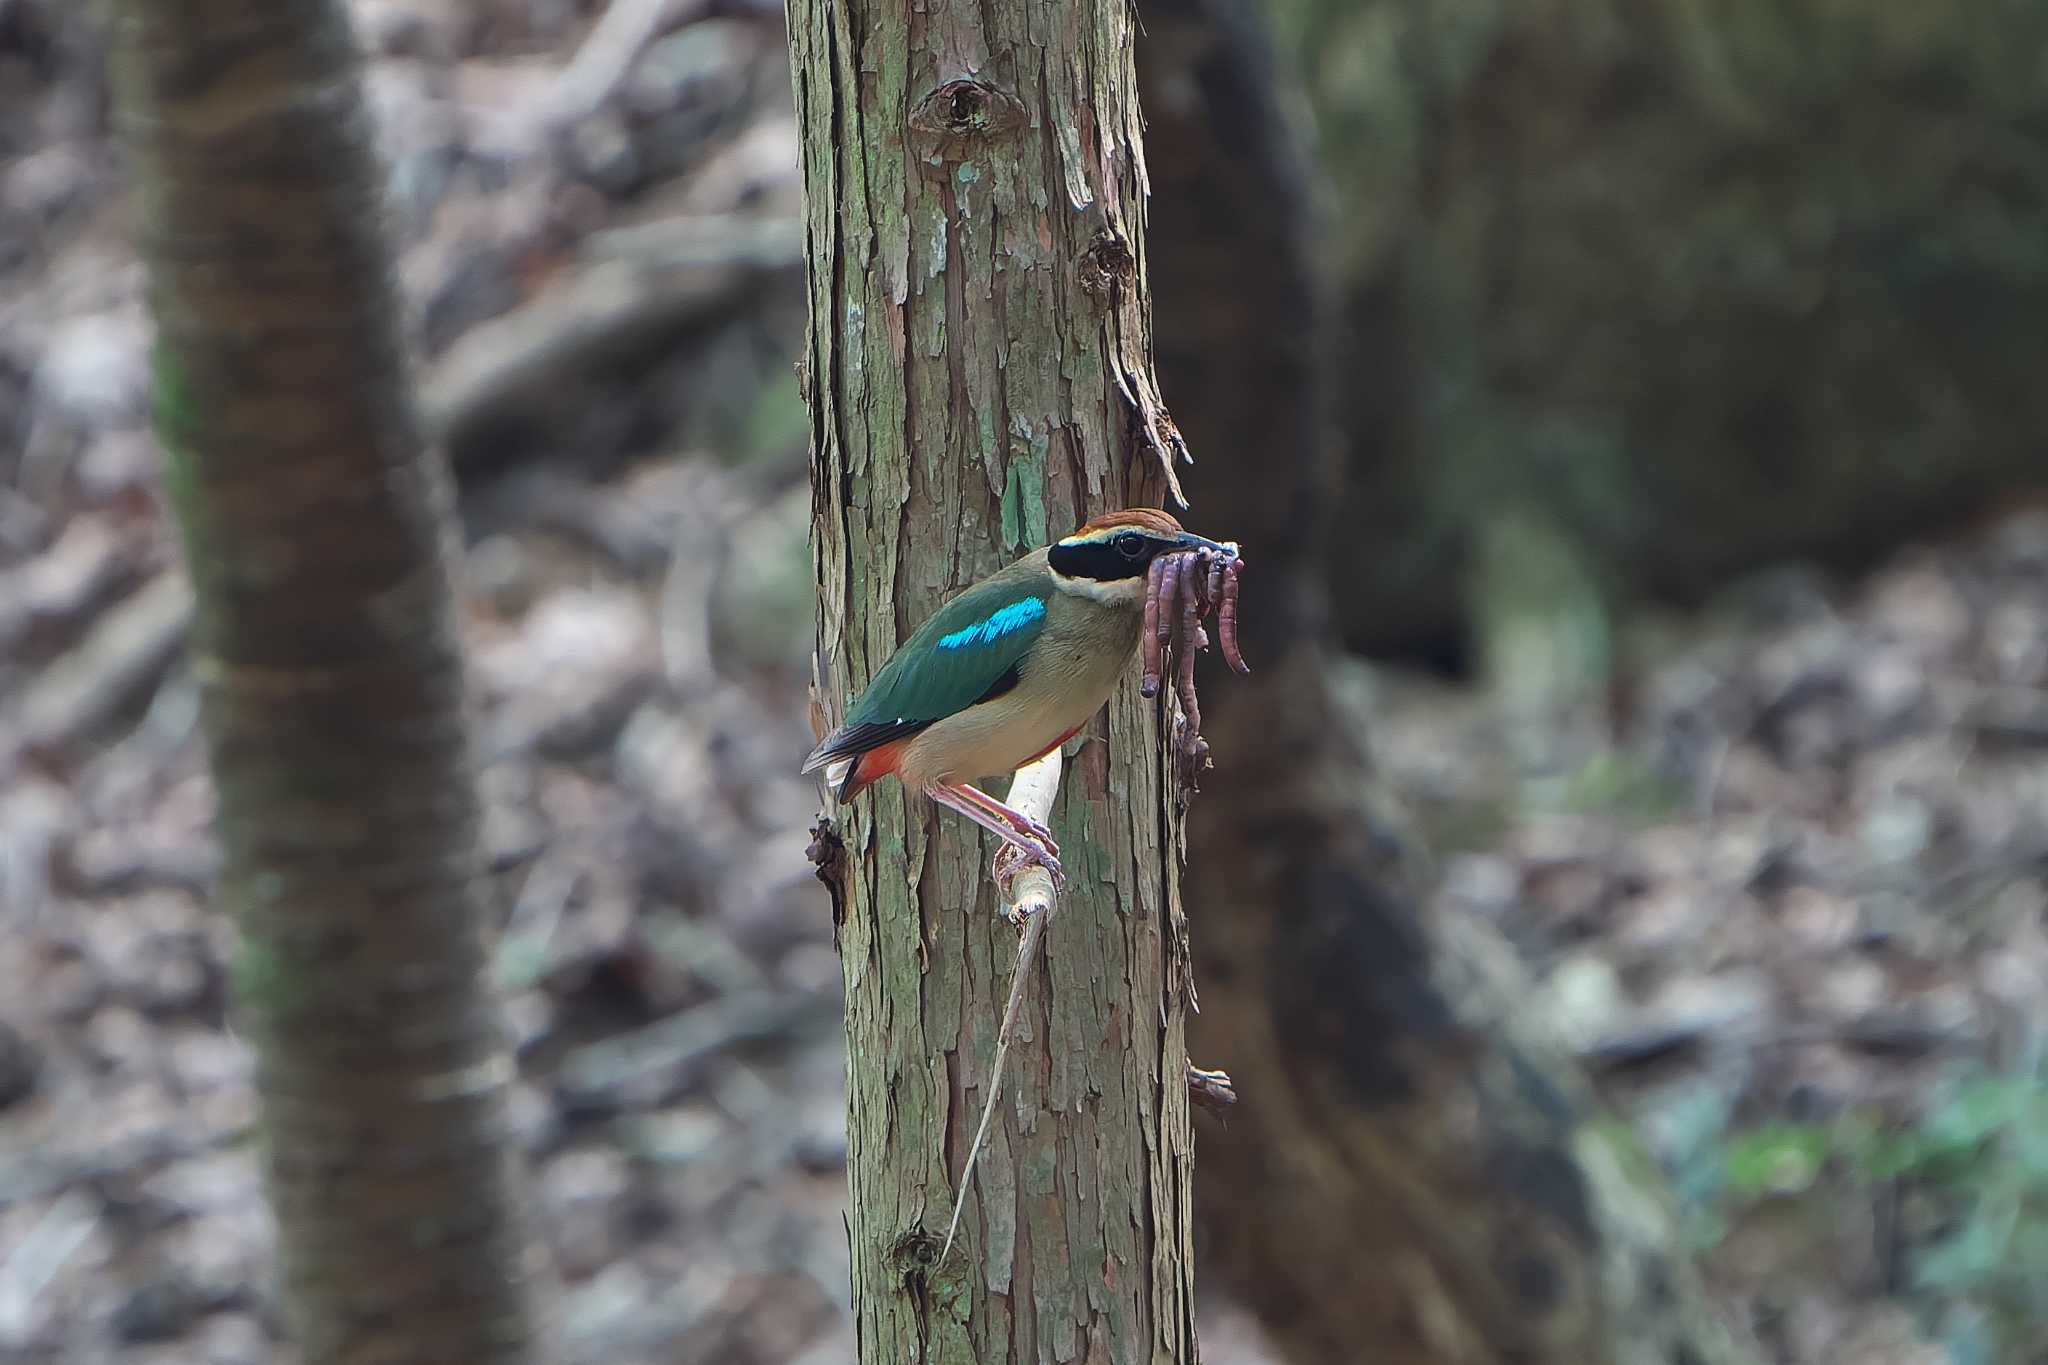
[802,508,1239,889]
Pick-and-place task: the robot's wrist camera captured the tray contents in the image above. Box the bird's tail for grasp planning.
[800,734,862,803]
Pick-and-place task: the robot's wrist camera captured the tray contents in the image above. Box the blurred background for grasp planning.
[3,0,2048,1362]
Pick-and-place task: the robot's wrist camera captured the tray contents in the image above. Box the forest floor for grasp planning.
[3,3,2044,1364]
[1374,522,2048,1365]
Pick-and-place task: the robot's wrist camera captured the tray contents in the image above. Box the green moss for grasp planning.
[1541,751,1690,824]
[150,343,200,445]
[1415,793,1516,855]
[230,936,296,1018]
[150,344,205,533]
[998,437,1048,550]
[740,367,812,466]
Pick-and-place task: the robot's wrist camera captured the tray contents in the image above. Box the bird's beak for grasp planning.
[1174,531,1240,559]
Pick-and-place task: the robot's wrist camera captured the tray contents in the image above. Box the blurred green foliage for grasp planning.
[1280,0,2048,656]
[1702,1067,2048,1362]
[1542,750,1691,821]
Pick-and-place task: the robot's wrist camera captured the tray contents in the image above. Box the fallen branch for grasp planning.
[422,217,802,450]
[0,1189,99,1342]
[548,0,710,128]
[555,988,837,1109]
[4,571,193,767]
[0,1120,251,1207]
[0,518,147,658]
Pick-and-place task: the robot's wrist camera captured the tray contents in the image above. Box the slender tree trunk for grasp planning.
[1139,3,1754,1363]
[113,7,549,1364]
[787,2,1199,1361]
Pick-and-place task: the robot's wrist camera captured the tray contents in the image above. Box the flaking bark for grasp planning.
[112,6,549,1363]
[786,0,1200,1360]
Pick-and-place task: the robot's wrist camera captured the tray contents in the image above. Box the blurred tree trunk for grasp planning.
[1281,0,2048,660]
[1139,2,1755,1362]
[787,1,1200,1361]
[113,7,549,1364]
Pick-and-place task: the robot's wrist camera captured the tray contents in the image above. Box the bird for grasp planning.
[802,507,1238,889]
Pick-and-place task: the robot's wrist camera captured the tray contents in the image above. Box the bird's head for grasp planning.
[1046,508,1238,605]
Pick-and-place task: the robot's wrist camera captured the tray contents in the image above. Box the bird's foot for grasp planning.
[925,782,1065,907]
[1022,818,1060,862]
[992,831,1065,907]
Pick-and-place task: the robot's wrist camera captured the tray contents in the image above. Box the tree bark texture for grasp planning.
[787,2,1200,1362]
[1138,3,1754,1362]
[113,7,548,1364]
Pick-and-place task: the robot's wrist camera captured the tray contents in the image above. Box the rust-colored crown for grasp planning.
[1070,507,1184,539]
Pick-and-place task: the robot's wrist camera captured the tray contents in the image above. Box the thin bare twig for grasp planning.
[941,748,1061,1261]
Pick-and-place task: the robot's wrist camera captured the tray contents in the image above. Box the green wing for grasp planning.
[805,577,1048,772]
[850,577,1047,728]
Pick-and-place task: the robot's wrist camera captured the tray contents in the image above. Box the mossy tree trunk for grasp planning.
[788,1,1199,1361]
[113,6,549,1364]
[1139,2,1755,1362]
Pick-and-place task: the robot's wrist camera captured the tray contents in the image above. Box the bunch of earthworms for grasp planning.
[1140,543,1248,783]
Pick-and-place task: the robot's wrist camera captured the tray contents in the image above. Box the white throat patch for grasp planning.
[1051,572,1147,606]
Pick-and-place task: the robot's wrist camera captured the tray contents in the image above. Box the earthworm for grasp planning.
[1218,559,1248,675]
[1175,569,1206,772]
[1137,543,1248,786]
[1141,555,1169,698]
[1155,555,1183,657]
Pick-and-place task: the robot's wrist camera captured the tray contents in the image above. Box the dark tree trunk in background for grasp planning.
[1290,0,2048,660]
[1139,3,1755,1362]
[787,0,1199,1360]
[113,6,550,1363]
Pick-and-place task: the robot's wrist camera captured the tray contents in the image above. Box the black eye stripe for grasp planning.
[1050,536,1160,581]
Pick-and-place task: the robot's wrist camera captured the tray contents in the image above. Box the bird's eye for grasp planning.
[1113,532,1146,560]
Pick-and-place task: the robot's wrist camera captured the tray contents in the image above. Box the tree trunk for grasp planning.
[1290,0,2048,659]
[1139,3,1754,1362]
[112,7,549,1364]
[787,2,1199,1362]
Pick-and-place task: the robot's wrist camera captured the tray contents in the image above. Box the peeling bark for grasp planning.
[787,0,1200,1362]
[1139,2,1755,1362]
[112,6,549,1364]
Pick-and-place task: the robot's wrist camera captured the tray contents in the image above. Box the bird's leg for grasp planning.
[947,782,1062,855]
[926,782,1065,892]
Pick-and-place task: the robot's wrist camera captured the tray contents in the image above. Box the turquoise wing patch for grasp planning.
[938,597,1045,650]
[848,580,1048,729]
